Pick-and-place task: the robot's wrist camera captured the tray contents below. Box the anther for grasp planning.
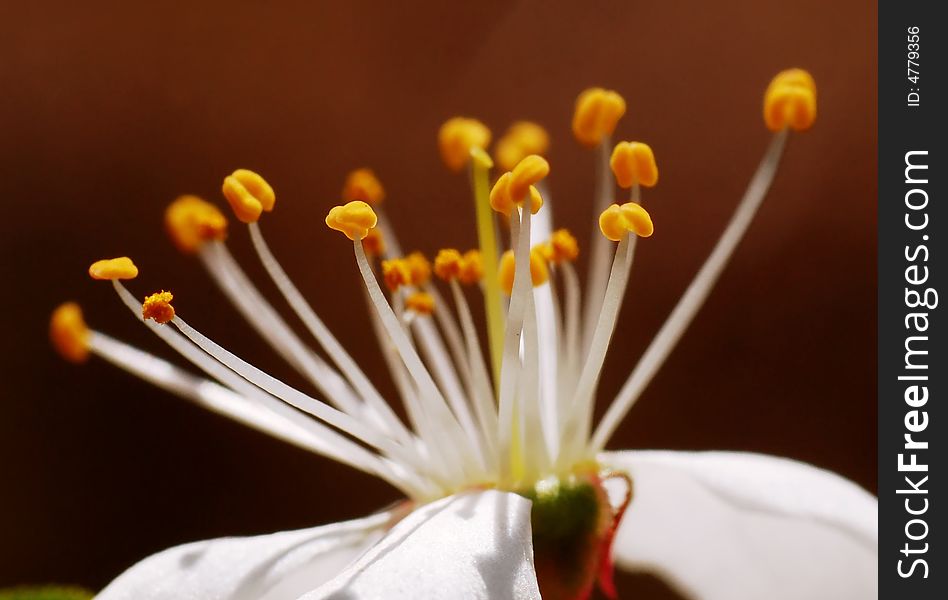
[405,291,436,315]
[142,290,175,324]
[572,88,626,147]
[342,168,385,205]
[609,142,658,189]
[509,155,550,203]
[382,258,411,292]
[222,169,276,224]
[764,68,817,132]
[165,195,228,253]
[362,227,386,257]
[489,162,546,216]
[325,201,378,241]
[459,250,484,285]
[405,252,432,286]
[438,117,492,172]
[599,203,654,241]
[434,249,463,282]
[494,121,550,172]
[498,248,550,295]
[88,257,139,280]
[546,229,580,264]
[50,302,90,363]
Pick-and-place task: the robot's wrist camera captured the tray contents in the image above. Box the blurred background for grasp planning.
[1,1,876,597]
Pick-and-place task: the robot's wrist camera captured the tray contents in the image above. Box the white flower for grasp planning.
[51,71,876,599]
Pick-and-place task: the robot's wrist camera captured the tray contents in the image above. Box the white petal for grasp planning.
[304,490,541,600]
[600,450,877,600]
[97,511,394,600]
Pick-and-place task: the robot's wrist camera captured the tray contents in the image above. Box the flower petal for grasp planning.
[304,490,541,600]
[97,511,395,600]
[600,450,877,600]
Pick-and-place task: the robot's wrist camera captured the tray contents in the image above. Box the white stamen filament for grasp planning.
[559,262,582,400]
[87,329,431,498]
[169,314,429,475]
[448,279,499,467]
[495,212,527,481]
[591,129,789,451]
[560,233,634,464]
[353,240,484,484]
[199,241,367,423]
[581,138,615,353]
[247,222,413,445]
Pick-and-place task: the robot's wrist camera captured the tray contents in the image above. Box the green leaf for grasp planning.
[0,586,94,600]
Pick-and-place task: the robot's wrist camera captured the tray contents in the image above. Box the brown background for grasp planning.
[0,1,877,596]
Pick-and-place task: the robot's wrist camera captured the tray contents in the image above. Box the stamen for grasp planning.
[49,302,90,363]
[199,240,367,421]
[598,203,654,241]
[458,250,484,285]
[438,117,491,172]
[496,205,536,482]
[591,128,792,451]
[327,204,485,481]
[382,258,412,292]
[165,195,228,254]
[246,222,415,445]
[764,69,817,131]
[494,121,550,172]
[362,227,386,258]
[142,290,175,324]
[433,249,463,282]
[609,142,658,189]
[325,200,378,241]
[222,169,275,224]
[342,168,386,205]
[498,247,549,295]
[405,291,435,315]
[87,326,430,498]
[582,138,618,353]
[446,277,499,466]
[170,313,427,470]
[572,87,626,148]
[88,256,138,280]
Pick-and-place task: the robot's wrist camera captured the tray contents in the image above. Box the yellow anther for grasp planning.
[50,302,90,363]
[434,248,463,281]
[772,68,816,94]
[165,195,228,254]
[438,117,492,172]
[362,227,386,257]
[489,172,515,214]
[382,258,411,292]
[221,169,276,224]
[142,290,175,324]
[764,68,817,132]
[572,87,626,147]
[325,201,378,241]
[489,171,544,216]
[599,202,654,241]
[508,155,550,203]
[610,142,658,189]
[342,168,385,205]
[498,248,549,295]
[494,121,550,172]
[459,250,484,285]
[547,229,580,264]
[405,251,432,286]
[88,257,138,280]
[405,291,436,315]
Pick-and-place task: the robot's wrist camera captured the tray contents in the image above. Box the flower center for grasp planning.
[520,470,630,600]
